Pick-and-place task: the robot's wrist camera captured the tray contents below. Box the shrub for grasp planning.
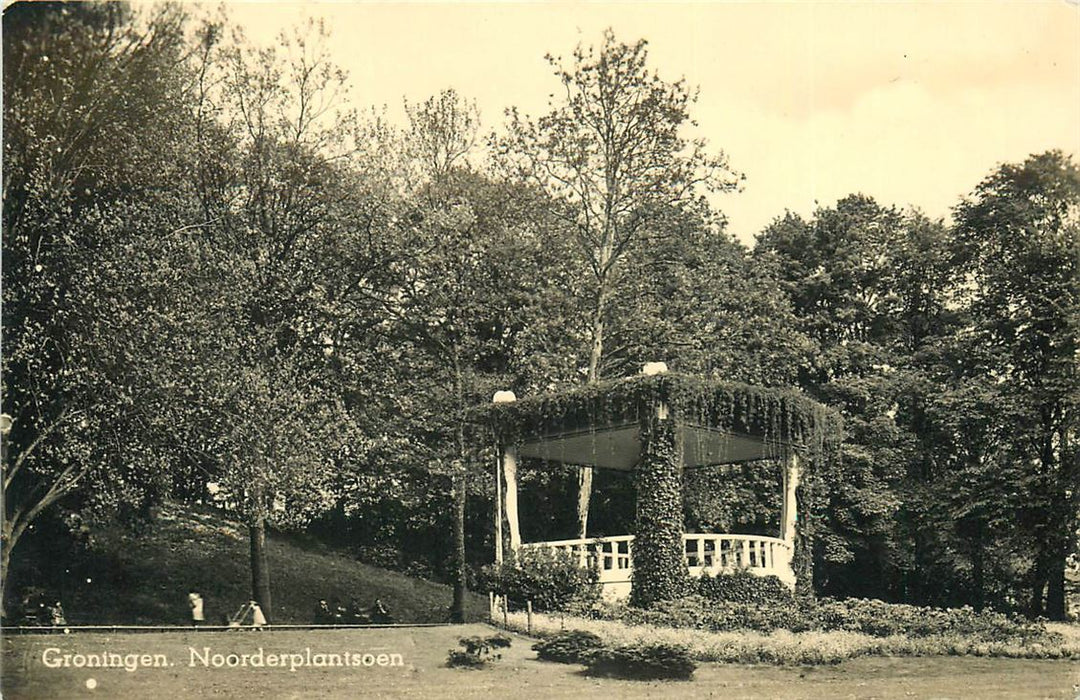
[585,642,696,681]
[696,570,794,605]
[477,547,600,612]
[532,630,604,664]
[446,633,512,669]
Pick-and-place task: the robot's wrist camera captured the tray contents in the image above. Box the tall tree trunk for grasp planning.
[450,467,467,623]
[971,522,986,611]
[1046,548,1066,620]
[1045,427,1073,621]
[577,282,607,539]
[450,346,467,623]
[249,515,272,623]
[1029,549,1047,618]
[0,535,13,621]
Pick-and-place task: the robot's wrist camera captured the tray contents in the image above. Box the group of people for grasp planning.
[18,590,66,627]
[187,591,267,628]
[314,597,392,625]
[187,591,391,626]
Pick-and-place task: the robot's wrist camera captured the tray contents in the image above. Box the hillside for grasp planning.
[9,504,488,626]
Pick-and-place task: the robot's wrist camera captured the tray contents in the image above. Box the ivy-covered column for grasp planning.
[793,463,816,600]
[631,395,688,607]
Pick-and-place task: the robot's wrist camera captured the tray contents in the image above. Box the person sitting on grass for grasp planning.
[315,599,333,624]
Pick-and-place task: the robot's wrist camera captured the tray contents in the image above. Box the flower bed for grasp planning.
[503,605,1080,665]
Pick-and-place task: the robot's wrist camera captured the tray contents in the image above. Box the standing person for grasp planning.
[250,600,267,629]
[188,591,204,626]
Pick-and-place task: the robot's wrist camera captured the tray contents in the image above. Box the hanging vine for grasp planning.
[470,373,842,465]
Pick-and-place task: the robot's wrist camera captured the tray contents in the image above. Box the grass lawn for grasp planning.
[3,625,1079,699]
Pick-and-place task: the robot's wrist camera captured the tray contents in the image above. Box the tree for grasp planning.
[756,197,959,600]
[609,215,811,386]
[951,151,1080,619]
[390,89,578,619]
[497,29,740,538]
[156,18,392,620]
[1,1,196,612]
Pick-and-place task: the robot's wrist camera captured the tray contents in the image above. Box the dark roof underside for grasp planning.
[517,422,784,470]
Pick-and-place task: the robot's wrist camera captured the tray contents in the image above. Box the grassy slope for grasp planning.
[48,504,488,625]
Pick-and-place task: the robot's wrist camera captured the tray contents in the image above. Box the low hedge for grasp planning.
[696,570,793,605]
[532,630,604,664]
[584,642,696,681]
[534,630,697,680]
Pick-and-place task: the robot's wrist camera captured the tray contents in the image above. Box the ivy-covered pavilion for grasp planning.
[474,364,841,606]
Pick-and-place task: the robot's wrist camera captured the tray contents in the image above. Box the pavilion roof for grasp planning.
[469,373,841,470]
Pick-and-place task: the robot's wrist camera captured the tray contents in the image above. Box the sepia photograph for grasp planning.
[1,1,1078,697]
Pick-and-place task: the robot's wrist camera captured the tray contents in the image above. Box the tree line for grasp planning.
[3,3,1077,620]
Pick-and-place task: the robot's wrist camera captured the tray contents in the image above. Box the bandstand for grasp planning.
[476,364,839,606]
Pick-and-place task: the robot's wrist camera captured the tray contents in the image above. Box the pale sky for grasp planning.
[224,1,1080,245]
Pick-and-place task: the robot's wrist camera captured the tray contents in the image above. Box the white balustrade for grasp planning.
[521,532,795,597]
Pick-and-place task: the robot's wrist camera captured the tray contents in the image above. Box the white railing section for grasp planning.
[520,532,794,589]
[520,535,634,583]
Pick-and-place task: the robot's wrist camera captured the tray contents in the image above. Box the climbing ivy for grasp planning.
[631,410,688,607]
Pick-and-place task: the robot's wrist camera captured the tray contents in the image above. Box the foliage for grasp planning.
[810,598,1046,641]
[477,547,600,612]
[2,3,1075,626]
[756,196,930,601]
[531,629,604,664]
[496,29,740,384]
[584,641,696,680]
[696,571,794,605]
[0,1,199,608]
[446,633,512,669]
[949,151,1080,618]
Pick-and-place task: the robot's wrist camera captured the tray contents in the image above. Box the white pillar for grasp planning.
[504,444,521,554]
[494,454,504,565]
[780,451,800,544]
[493,391,521,556]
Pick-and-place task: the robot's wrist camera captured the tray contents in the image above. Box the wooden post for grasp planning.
[526,600,533,635]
